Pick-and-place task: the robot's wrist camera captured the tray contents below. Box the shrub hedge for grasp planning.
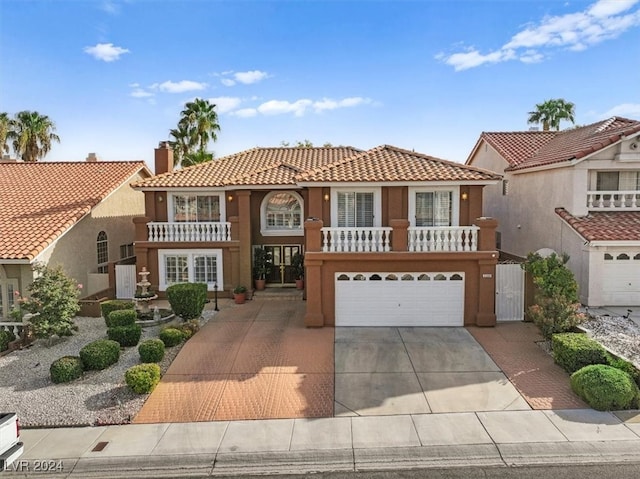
[50,355,84,383]
[138,339,165,363]
[107,325,142,347]
[0,329,16,352]
[177,319,200,339]
[552,333,609,373]
[80,339,120,370]
[166,283,207,320]
[101,300,135,327]
[108,309,137,327]
[159,327,184,347]
[570,364,638,411]
[125,363,161,394]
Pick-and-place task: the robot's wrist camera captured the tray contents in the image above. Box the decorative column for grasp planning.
[236,191,252,290]
[390,219,409,251]
[304,219,324,327]
[475,217,498,326]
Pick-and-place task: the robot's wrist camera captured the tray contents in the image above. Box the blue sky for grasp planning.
[2,0,640,169]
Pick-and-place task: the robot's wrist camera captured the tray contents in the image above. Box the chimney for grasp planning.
[86,153,98,162]
[154,141,174,175]
[528,127,539,132]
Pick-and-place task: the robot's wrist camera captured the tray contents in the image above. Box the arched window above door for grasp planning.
[261,191,304,236]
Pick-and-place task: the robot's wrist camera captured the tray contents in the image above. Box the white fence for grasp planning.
[408,226,479,252]
[147,222,232,242]
[587,191,640,210]
[321,227,392,252]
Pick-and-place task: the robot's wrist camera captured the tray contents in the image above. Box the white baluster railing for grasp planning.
[408,226,479,252]
[321,227,392,252]
[147,222,232,242]
[587,191,640,211]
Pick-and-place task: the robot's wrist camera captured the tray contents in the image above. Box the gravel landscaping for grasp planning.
[0,310,216,428]
[581,313,640,368]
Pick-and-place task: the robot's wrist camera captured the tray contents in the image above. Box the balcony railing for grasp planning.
[321,227,392,252]
[408,226,479,252]
[147,222,232,242]
[587,191,640,211]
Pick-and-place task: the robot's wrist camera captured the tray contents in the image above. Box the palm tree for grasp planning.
[182,150,213,168]
[168,98,220,168]
[11,110,60,162]
[168,124,192,169]
[527,99,576,131]
[0,112,12,154]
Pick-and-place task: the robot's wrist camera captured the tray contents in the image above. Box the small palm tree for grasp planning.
[168,125,191,168]
[11,110,60,162]
[527,99,576,131]
[0,112,13,154]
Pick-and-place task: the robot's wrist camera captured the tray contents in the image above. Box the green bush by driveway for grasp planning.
[552,333,609,373]
[570,364,638,411]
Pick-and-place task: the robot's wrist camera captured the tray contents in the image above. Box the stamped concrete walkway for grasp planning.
[134,298,334,423]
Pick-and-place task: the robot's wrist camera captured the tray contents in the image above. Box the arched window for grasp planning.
[97,231,108,273]
[261,191,303,236]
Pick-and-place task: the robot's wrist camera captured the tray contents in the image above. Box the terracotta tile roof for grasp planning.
[555,208,640,242]
[134,145,500,188]
[476,117,640,172]
[133,147,363,188]
[296,145,501,182]
[0,161,149,261]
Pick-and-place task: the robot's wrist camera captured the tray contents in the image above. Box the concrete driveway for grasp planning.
[334,327,531,416]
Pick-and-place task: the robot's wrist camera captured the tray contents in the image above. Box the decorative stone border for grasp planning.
[135,313,175,328]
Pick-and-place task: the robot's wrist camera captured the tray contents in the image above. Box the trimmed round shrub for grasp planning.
[101,300,135,327]
[108,309,137,327]
[50,355,83,383]
[80,339,120,370]
[552,333,609,373]
[571,364,638,411]
[0,329,16,352]
[138,339,165,363]
[159,327,184,347]
[607,356,640,387]
[177,319,200,339]
[107,325,142,347]
[166,283,207,320]
[125,363,161,394]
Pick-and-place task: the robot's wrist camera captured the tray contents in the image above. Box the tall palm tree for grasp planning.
[0,112,12,154]
[527,99,576,131]
[11,110,60,162]
[182,150,214,168]
[168,124,191,169]
[179,98,220,153]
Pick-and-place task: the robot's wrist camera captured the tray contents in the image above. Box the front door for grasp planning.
[265,245,302,285]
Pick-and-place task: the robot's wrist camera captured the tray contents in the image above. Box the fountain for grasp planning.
[133,267,158,314]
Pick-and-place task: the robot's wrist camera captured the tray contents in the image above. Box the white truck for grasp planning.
[0,413,23,471]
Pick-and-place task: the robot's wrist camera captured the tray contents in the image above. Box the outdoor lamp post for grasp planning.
[214,282,219,311]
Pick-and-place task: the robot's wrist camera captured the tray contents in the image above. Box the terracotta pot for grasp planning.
[295,279,304,290]
[254,279,266,291]
[233,293,246,304]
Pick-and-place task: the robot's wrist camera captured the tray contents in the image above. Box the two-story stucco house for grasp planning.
[132,142,502,327]
[466,117,640,307]
[0,157,151,320]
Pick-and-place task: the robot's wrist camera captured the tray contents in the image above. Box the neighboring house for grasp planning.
[0,157,152,320]
[132,142,502,327]
[466,116,640,307]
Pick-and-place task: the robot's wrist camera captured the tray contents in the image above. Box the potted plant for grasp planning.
[291,252,305,290]
[233,285,247,304]
[253,247,272,291]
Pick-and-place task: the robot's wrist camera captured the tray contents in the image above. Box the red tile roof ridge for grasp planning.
[555,207,640,242]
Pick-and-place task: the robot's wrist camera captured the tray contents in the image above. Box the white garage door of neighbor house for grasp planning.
[335,272,465,327]
[601,253,640,305]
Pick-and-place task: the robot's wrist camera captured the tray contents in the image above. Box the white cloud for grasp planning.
[221,78,236,87]
[438,0,640,70]
[100,1,120,15]
[84,43,130,62]
[258,99,313,117]
[604,103,640,117]
[232,108,258,118]
[150,80,207,93]
[313,97,372,112]
[208,96,242,114]
[234,70,269,84]
[130,88,153,98]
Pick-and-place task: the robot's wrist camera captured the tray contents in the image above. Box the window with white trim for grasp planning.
[171,194,222,222]
[337,192,374,227]
[260,191,303,236]
[97,231,108,273]
[408,187,459,227]
[596,171,640,191]
[158,249,223,291]
[0,278,19,320]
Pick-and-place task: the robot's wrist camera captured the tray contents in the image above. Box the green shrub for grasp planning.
[552,333,609,373]
[177,319,200,339]
[108,309,137,327]
[101,300,135,327]
[522,252,579,302]
[107,325,142,347]
[159,327,184,347]
[571,364,638,411]
[138,339,165,363]
[125,363,161,394]
[0,329,16,352]
[80,339,120,370]
[527,294,585,340]
[607,356,640,387]
[166,283,207,320]
[50,356,83,383]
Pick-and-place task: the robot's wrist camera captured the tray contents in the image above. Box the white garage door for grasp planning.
[335,272,465,327]
[602,253,640,305]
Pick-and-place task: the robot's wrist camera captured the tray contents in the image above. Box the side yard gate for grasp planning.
[495,262,525,321]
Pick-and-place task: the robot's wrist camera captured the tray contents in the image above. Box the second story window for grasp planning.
[172,194,221,222]
[596,171,640,191]
[261,191,303,236]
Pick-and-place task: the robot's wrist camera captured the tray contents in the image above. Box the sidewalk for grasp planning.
[8,408,640,477]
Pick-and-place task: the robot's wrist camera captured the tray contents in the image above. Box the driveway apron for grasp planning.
[134,299,334,423]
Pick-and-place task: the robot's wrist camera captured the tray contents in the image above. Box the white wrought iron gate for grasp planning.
[496,263,525,321]
[115,265,137,299]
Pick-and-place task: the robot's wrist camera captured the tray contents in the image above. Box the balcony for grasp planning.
[321,227,392,252]
[147,222,232,242]
[587,191,640,211]
[408,226,478,252]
